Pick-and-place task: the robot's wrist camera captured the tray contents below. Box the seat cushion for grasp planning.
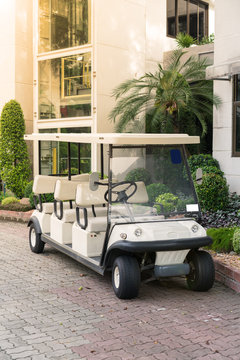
[87,216,107,233]
[62,209,76,223]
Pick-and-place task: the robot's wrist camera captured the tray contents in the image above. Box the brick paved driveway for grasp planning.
[0,220,240,360]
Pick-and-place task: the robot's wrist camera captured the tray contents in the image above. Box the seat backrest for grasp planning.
[127,181,149,203]
[71,173,90,182]
[75,182,107,206]
[54,179,87,201]
[33,175,63,195]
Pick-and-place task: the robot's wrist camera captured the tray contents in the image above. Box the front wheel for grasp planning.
[186,250,215,291]
[112,255,140,299]
[29,223,45,254]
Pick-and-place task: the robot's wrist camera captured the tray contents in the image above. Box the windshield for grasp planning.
[108,145,200,223]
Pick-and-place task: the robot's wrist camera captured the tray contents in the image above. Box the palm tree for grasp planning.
[109,49,221,135]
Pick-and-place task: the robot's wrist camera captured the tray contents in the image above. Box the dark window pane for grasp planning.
[236,106,240,152]
[178,0,187,34]
[236,75,240,102]
[167,0,176,36]
[189,1,198,39]
[199,2,206,40]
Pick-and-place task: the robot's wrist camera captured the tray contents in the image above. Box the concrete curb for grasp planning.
[0,209,239,293]
[214,258,240,293]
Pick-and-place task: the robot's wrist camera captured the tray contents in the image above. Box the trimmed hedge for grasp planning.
[0,100,31,198]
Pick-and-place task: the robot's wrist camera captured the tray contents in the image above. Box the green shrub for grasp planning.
[155,193,179,214]
[195,173,229,211]
[198,33,214,45]
[206,227,234,253]
[2,196,19,205]
[29,192,54,209]
[0,100,31,198]
[177,196,195,212]
[24,180,33,198]
[125,168,151,185]
[232,228,240,254]
[188,154,220,174]
[146,183,170,203]
[176,32,196,48]
[0,202,32,212]
[192,165,224,180]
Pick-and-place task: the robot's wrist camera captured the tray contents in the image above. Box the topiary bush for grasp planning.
[206,227,235,253]
[188,154,220,174]
[232,228,240,254]
[146,183,170,203]
[192,165,224,180]
[0,100,31,198]
[195,173,229,212]
[125,168,151,185]
[155,193,179,214]
[1,196,19,205]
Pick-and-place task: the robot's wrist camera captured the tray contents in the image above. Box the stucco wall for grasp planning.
[212,0,240,193]
[94,0,175,133]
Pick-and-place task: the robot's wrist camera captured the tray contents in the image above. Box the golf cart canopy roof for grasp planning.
[24,133,200,145]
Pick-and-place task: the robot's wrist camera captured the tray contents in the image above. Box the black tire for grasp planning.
[186,250,215,291]
[29,223,45,254]
[112,255,140,299]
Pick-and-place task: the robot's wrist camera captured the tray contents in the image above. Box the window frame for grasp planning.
[166,0,209,41]
[232,75,240,157]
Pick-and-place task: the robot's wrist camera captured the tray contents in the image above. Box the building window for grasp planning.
[232,75,240,156]
[39,127,91,175]
[39,0,91,53]
[167,0,208,40]
[38,52,91,120]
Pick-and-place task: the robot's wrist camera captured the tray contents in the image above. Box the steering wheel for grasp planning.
[104,181,137,203]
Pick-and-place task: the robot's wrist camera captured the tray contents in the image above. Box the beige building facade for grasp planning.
[206,0,240,193]
[0,0,214,177]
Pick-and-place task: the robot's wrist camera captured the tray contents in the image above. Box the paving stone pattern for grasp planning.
[0,220,240,359]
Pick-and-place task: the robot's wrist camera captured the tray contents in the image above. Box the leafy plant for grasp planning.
[176,32,196,48]
[110,49,221,136]
[125,168,151,185]
[29,192,54,209]
[195,173,229,212]
[24,181,34,198]
[232,228,240,254]
[146,183,170,203]
[191,165,224,180]
[198,33,214,45]
[155,193,179,213]
[0,202,32,212]
[0,100,31,198]
[206,227,234,253]
[188,154,220,174]
[1,196,19,205]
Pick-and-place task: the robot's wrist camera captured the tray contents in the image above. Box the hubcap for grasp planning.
[30,228,36,248]
[114,266,120,289]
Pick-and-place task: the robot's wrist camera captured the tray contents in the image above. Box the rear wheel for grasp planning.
[112,255,140,299]
[29,223,45,254]
[186,250,215,291]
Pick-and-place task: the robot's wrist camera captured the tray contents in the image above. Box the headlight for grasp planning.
[134,228,142,237]
[120,233,127,240]
[191,224,199,233]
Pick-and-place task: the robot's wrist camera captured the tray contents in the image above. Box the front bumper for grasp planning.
[107,236,212,253]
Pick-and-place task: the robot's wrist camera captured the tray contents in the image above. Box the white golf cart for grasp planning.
[24,132,214,299]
